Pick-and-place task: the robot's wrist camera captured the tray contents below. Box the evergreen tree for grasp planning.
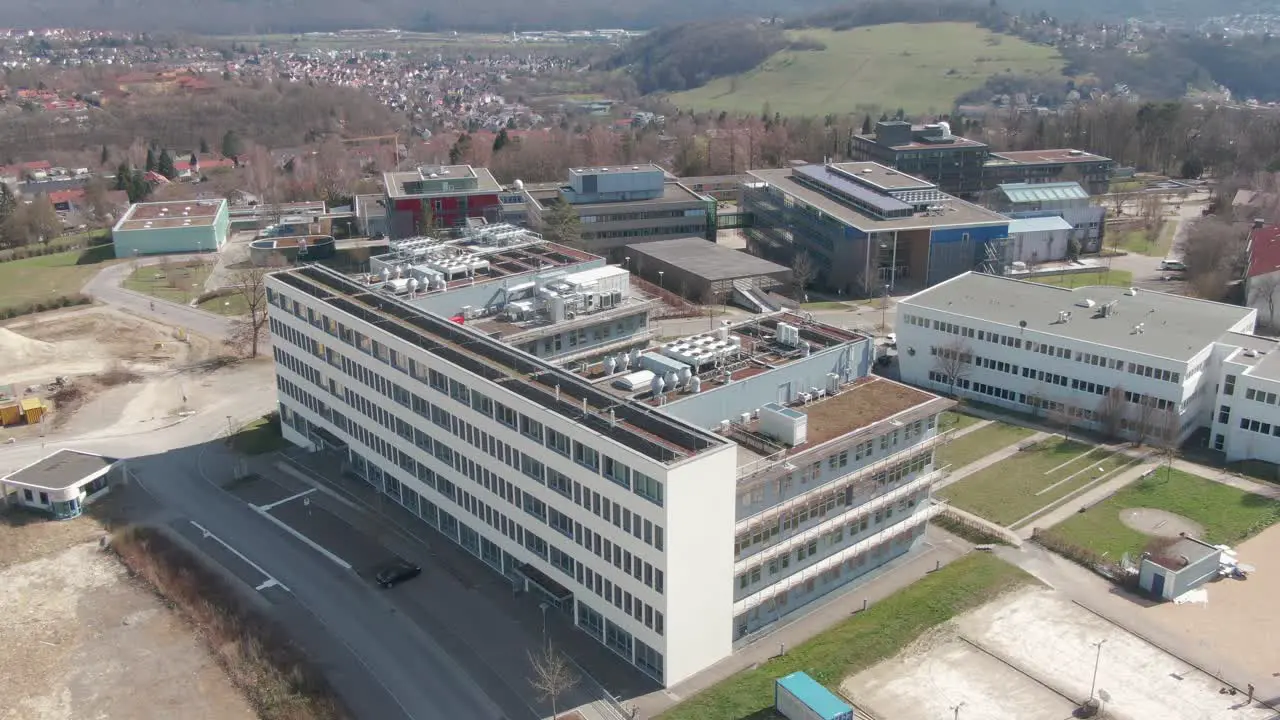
[100,144,109,166]
[448,133,472,164]
[199,137,210,154]
[492,128,510,153]
[157,149,176,179]
[145,147,156,173]
[189,152,198,168]
[221,129,243,159]
[861,114,872,135]
[114,162,130,191]
[540,196,582,248]
[0,182,15,227]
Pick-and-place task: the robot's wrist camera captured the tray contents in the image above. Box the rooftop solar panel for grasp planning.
[792,165,913,216]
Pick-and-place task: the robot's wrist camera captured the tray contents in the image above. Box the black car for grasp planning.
[374,560,421,588]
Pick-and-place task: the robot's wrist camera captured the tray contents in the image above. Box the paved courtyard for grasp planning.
[844,587,1278,720]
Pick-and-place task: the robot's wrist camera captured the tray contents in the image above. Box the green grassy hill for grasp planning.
[665,22,1066,116]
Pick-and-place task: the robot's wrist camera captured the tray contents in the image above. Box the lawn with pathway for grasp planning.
[0,245,117,313]
[939,438,1130,526]
[1032,269,1134,289]
[657,553,1034,720]
[123,259,214,305]
[1038,468,1280,561]
[935,421,1034,470]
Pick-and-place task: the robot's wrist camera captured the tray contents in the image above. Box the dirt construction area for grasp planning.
[0,509,255,720]
[0,306,222,438]
[844,586,1278,720]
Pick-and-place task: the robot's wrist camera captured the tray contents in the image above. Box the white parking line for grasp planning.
[189,520,291,593]
[255,487,316,512]
[252,505,353,570]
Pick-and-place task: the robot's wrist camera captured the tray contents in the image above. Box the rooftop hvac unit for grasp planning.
[613,369,656,392]
[758,402,808,447]
[826,373,840,395]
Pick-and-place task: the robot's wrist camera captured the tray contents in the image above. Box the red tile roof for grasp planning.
[1248,224,1280,278]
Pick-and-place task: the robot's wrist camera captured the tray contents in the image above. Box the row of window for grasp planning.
[275,349,668,593]
[737,500,923,592]
[1239,417,1280,438]
[734,449,933,556]
[576,602,665,680]
[1245,387,1280,406]
[906,314,1183,385]
[269,294,666,510]
[282,386,669,639]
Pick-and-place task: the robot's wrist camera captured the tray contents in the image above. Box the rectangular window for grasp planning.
[519,414,544,443]
[1224,374,1236,396]
[521,454,545,483]
[546,428,571,457]
[603,456,630,489]
[495,403,518,429]
[573,442,600,472]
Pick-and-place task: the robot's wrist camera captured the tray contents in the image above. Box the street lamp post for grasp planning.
[881,284,890,332]
[538,601,549,648]
[225,414,235,444]
[1090,639,1106,701]
[658,270,665,291]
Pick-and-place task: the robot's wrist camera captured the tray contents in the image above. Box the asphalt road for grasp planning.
[83,256,237,341]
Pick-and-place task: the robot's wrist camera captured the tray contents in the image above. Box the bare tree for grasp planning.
[527,645,579,720]
[1182,217,1249,300]
[1130,396,1162,447]
[1096,386,1126,441]
[932,338,972,398]
[225,265,272,358]
[1047,402,1078,442]
[1249,273,1280,331]
[791,251,817,301]
[1152,408,1180,480]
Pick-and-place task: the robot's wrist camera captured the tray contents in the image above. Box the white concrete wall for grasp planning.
[662,444,737,686]
[268,278,735,685]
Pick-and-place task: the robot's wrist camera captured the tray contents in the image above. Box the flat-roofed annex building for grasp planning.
[896,272,1280,464]
[383,164,504,239]
[111,199,230,257]
[266,260,951,687]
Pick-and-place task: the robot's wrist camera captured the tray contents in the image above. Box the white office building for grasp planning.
[266,254,950,687]
[898,272,1280,464]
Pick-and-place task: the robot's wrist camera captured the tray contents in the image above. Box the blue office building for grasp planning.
[744,162,1010,297]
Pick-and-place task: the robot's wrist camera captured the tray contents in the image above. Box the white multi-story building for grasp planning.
[898,272,1280,464]
[266,256,950,687]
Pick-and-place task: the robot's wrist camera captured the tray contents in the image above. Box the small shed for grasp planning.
[0,449,119,519]
[775,671,854,720]
[1138,536,1222,601]
[20,397,45,424]
[1007,215,1074,265]
[626,236,790,304]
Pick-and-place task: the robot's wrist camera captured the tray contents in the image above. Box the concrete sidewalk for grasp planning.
[1170,459,1280,500]
[934,430,1050,491]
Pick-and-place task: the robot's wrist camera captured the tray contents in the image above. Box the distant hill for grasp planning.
[657,22,1065,116]
[0,0,847,34]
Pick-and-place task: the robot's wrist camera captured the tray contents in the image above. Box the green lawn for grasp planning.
[939,438,1131,526]
[666,22,1065,116]
[938,410,981,433]
[1113,226,1172,257]
[0,245,117,312]
[198,292,250,316]
[123,260,214,304]
[1041,469,1280,560]
[801,301,855,311]
[935,422,1034,470]
[1032,269,1134,289]
[1108,179,1145,193]
[657,553,1034,720]
[230,413,290,455]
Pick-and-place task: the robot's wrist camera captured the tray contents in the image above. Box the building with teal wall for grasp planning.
[111,199,230,258]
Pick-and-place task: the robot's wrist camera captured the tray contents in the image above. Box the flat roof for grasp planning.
[903,272,1256,362]
[988,149,1111,165]
[856,131,988,151]
[625,236,789,283]
[826,161,934,192]
[748,167,1009,232]
[789,376,940,449]
[528,182,708,211]
[776,671,852,719]
[273,265,728,464]
[569,164,662,175]
[1000,182,1089,204]
[1009,216,1073,233]
[1148,537,1219,572]
[384,165,502,199]
[116,199,224,231]
[2,449,115,491]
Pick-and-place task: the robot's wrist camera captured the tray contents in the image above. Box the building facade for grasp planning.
[266,259,950,686]
[850,121,989,198]
[989,182,1107,253]
[523,165,715,256]
[111,199,229,257]
[743,162,1009,296]
[383,165,504,239]
[983,150,1114,196]
[896,272,1280,465]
